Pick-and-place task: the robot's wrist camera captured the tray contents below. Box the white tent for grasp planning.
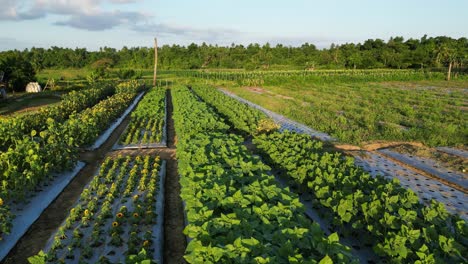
[26,82,41,93]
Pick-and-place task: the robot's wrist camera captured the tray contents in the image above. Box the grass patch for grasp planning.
[222,79,468,146]
[0,92,63,116]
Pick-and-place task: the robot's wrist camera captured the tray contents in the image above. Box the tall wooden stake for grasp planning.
[153,37,158,86]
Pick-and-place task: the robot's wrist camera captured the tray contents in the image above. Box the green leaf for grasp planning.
[318,255,333,264]
[408,229,421,244]
[242,237,260,247]
[328,232,340,243]
[254,256,270,263]
[337,198,353,222]
[27,251,46,264]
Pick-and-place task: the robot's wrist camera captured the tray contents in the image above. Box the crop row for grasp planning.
[0,81,143,241]
[253,132,467,263]
[64,92,137,146]
[171,85,355,263]
[176,69,447,85]
[0,85,115,151]
[189,85,468,262]
[120,88,166,145]
[29,155,162,263]
[191,86,272,135]
[171,86,229,138]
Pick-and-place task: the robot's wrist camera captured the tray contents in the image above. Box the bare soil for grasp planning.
[391,144,467,175]
[333,144,362,151]
[244,86,269,94]
[163,89,186,264]
[362,141,425,151]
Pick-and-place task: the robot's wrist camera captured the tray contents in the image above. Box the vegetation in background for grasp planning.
[1,36,466,72]
[0,53,36,92]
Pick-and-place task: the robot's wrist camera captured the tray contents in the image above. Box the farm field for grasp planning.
[181,70,467,147]
[0,72,466,264]
[2,0,467,262]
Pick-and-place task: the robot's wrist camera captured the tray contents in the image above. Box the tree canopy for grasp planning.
[0,35,466,72]
[0,53,36,92]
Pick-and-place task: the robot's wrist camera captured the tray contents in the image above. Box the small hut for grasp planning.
[26,82,42,93]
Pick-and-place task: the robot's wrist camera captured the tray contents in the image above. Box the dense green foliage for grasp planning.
[179,69,461,84]
[192,84,468,262]
[0,85,115,151]
[191,85,269,135]
[172,86,230,138]
[63,92,137,146]
[0,53,36,91]
[172,86,355,263]
[0,81,142,241]
[1,36,466,71]
[0,118,77,200]
[253,132,467,263]
[120,87,166,145]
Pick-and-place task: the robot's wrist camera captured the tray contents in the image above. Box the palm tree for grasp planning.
[434,43,455,80]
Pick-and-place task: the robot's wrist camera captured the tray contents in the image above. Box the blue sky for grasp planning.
[0,0,467,51]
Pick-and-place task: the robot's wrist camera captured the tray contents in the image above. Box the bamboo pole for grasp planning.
[153,38,158,86]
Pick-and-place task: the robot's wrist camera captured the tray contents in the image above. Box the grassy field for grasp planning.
[213,77,467,147]
[0,92,62,116]
[36,68,91,81]
[36,68,157,81]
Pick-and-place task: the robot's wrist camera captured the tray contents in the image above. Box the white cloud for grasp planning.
[0,0,142,20]
[33,0,99,15]
[0,0,250,45]
[109,0,141,3]
[54,10,148,31]
[133,22,241,42]
[0,0,36,20]
[0,0,155,33]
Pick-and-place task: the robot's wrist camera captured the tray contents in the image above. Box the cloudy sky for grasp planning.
[0,0,467,51]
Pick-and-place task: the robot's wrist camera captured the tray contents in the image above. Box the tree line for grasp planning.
[0,35,466,86]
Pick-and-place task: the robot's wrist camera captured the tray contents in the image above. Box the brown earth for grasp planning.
[244,86,269,94]
[361,141,425,151]
[163,89,186,264]
[391,144,467,176]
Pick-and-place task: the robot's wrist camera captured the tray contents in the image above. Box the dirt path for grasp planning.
[163,89,186,264]
[1,106,134,264]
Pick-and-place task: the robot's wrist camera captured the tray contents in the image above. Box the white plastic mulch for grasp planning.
[88,92,145,150]
[0,162,86,261]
